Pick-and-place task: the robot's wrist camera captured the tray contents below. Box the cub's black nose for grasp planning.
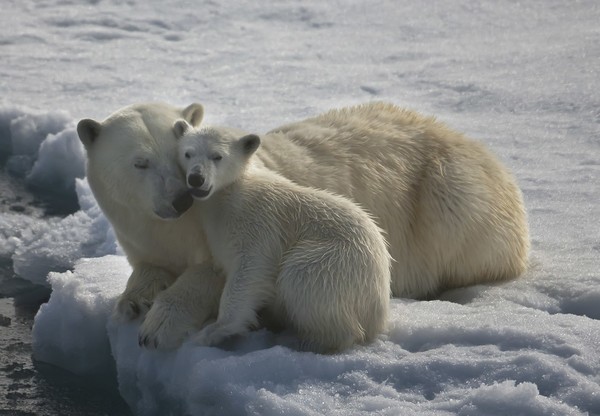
[188,173,205,188]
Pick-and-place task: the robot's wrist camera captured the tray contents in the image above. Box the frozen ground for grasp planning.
[1,0,599,415]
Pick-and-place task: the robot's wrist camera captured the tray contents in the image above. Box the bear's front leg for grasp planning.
[194,320,244,346]
[194,264,274,347]
[113,264,176,321]
[139,263,224,349]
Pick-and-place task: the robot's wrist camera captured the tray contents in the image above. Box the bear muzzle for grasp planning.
[172,190,194,215]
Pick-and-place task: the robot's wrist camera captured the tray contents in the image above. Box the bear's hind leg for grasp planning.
[277,243,365,353]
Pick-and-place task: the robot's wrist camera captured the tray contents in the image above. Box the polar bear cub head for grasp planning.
[173,119,260,200]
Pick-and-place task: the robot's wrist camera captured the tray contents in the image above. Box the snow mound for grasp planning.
[3,178,118,286]
[0,106,71,158]
[32,255,129,375]
[0,106,118,285]
[27,125,86,194]
[32,257,600,415]
[1,106,86,205]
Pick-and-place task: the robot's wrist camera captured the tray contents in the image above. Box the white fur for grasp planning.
[78,101,529,350]
[77,102,216,348]
[260,103,529,298]
[177,125,391,352]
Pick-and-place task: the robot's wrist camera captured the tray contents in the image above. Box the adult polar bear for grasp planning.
[77,101,529,349]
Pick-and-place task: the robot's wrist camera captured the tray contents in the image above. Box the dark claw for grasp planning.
[138,334,157,349]
[141,299,152,312]
[129,301,140,317]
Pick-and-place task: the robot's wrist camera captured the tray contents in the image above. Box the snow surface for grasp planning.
[1,0,599,414]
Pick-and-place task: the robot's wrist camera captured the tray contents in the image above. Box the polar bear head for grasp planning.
[77,102,205,220]
[173,119,260,200]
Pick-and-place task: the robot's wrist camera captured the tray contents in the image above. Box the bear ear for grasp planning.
[238,134,261,155]
[182,103,204,127]
[77,119,102,149]
[173,119,192,139]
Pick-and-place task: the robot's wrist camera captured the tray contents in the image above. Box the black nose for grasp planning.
[172,191,193,214]
[187,173,205,188]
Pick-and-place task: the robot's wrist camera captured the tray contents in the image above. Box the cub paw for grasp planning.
[138,297,199,350]
[114,295,152,321]
[194,322,242,347]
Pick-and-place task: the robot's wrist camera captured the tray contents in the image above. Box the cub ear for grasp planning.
[182,103,204,127]
[238,134,261,155]
[77,119,102,149]
[173,119,192,139]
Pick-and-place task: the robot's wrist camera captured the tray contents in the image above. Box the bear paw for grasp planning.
[194,321,244,347]
[114,295,152,321]
[138,297,199,350]
[112,267,176,321]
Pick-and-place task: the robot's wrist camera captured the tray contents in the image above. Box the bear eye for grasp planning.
[211,154,223,161]
[134,158,149,169]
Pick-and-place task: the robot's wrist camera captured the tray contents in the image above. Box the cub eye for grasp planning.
[134,159,149,169]
[211,154,223,161]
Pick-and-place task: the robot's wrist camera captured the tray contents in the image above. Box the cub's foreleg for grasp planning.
[194,258,276,346]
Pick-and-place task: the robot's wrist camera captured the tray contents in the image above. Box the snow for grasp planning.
[32,255,129,375]
[28,125,86,194]
[2,178,118,286]
[28,258,600,415]
[1,0,598,415]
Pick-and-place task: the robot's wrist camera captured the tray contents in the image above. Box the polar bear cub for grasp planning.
[174,120,391,352]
